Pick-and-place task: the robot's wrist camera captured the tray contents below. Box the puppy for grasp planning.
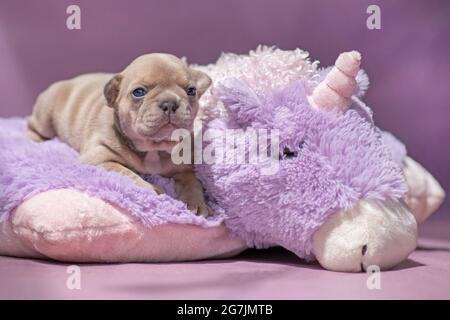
[27,53,212,216]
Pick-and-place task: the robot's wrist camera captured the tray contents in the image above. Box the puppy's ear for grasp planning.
[191,69,212,97]
[104,74,122,108]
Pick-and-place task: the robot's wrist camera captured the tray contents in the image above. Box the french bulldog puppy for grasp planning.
[27,53,212,217]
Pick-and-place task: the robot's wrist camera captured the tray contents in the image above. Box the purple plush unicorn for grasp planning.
[194,47,444,271]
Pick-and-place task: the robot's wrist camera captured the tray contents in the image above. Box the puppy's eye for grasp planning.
[186,86,197,96]
[132,87,147,98]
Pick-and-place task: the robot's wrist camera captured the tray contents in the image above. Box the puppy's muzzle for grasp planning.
[159,100,179,113]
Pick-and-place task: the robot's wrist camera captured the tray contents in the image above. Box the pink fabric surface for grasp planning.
[1,213,449,300]
[0,189,246,263]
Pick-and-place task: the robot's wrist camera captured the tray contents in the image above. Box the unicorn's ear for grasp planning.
[216,78,261,127]
[355,69,370,98]
[308,51,362,112]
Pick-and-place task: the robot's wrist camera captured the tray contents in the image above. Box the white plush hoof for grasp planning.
[403,156,446,223]
[312,199,418,272]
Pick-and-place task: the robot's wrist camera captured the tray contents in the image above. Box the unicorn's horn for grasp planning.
[308,50,361,112]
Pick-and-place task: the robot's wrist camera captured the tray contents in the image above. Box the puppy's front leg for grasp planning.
[100,161,164,194]
[173,171,212,217]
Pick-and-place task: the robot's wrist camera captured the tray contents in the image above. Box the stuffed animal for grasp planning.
[193,46,445,271]
[0,47,445,271]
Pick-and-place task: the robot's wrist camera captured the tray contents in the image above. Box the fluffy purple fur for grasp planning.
[0,79,407,260]
[195,79,408,258]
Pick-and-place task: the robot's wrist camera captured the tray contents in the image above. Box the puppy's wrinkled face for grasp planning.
[104,53,211,147]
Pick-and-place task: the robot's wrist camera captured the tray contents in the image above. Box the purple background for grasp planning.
[0,0,448,208]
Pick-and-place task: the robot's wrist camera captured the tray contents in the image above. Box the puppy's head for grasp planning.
[104,53,211,149]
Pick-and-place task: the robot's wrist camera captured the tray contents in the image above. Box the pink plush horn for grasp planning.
[308,51,361,112]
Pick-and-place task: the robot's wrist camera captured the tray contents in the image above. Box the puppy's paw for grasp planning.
[187,201,213,218]
[180,194,213,217]
[152,185,165,195]
[26,128,46,142]
[173,172,213,217]
[137,181,165,195]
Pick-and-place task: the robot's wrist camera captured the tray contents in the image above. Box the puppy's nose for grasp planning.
[159,100,179,113]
